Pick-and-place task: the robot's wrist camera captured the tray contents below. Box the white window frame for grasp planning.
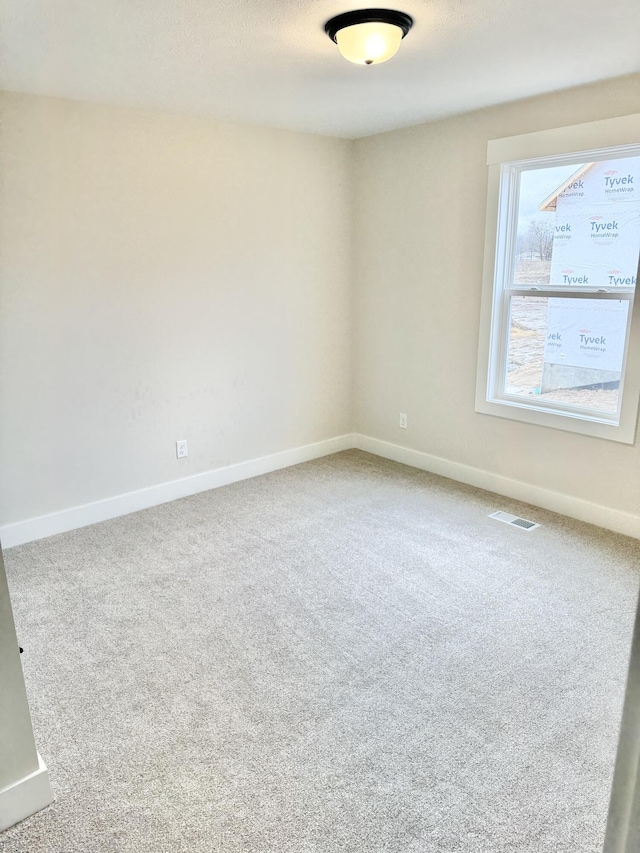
[476,114,640,445]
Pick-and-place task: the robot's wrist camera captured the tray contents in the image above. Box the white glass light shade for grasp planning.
[335,21,403,65]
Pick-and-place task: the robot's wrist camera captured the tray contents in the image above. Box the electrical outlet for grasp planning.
[176,440,188,459]
[399,413,408,429]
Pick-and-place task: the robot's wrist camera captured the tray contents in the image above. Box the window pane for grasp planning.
[506,296,629,414]
[513,155,640,289]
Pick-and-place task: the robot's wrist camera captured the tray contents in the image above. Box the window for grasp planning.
[476,115,640,444]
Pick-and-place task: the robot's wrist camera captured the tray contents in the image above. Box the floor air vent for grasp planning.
[489,511,540,531]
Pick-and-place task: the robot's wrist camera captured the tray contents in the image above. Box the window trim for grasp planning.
[475,114,640,445]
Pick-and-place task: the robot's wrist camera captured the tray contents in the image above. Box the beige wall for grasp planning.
[353,74,640,517]
[0,93,353,525]
[2,76,640,532]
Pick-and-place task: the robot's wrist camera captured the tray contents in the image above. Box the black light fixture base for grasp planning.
[324,8,413,43]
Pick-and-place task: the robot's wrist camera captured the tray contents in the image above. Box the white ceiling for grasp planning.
[1,0,639,138]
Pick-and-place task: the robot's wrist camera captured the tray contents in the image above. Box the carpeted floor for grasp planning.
[1,450,638,852]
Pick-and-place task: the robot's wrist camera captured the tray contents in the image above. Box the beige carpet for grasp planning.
[1,450,639,852]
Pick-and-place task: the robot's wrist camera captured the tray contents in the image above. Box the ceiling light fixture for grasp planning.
[324,8,413,66]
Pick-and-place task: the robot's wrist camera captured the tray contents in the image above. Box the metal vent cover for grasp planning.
[489,510,540,531]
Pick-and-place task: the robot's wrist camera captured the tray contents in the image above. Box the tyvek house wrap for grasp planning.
[543,156,639,376]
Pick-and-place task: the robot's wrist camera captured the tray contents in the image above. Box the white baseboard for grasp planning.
[1,434,356,549]
[2,431,637,548]
[0,754,52,832]
[353,434,640,540]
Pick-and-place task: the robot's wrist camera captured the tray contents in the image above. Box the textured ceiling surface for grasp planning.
[1,0,639,137]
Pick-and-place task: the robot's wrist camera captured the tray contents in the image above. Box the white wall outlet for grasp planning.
[399,413,408,429]
[176,440,188,459]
